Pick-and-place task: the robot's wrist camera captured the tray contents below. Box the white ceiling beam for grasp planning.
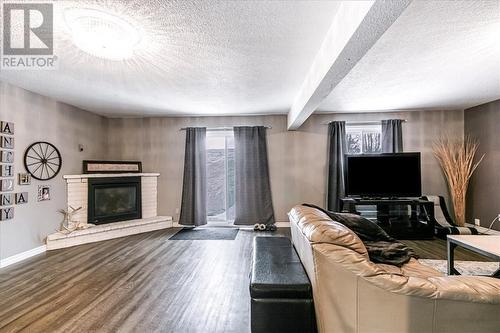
[287,0,413,130]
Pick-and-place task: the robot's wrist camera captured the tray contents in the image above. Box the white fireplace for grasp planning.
[46,173,172,250]
[64,173,160,224]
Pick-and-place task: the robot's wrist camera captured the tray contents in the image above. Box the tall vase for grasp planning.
[451,190,466,227]
[433,136,484,228]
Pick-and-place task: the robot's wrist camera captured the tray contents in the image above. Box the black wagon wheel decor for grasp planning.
[24,142,62,181]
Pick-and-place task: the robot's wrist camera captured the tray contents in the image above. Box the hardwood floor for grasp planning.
[401,239,493,261]
[0,228,491,333]
[0,228,288,333]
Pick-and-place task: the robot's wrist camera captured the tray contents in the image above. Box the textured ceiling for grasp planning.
[317,0,500,112]
[0,0,341,117]
[2,0,499,118]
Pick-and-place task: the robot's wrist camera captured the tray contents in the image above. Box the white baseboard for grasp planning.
[0,245,46,269]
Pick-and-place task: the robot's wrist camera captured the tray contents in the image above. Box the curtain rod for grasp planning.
[179,126,272,131]
[322,120,407,125]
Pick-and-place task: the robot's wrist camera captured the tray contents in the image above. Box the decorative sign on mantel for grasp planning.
[83,160,142,174]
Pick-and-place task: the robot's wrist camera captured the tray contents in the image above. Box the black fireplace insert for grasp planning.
[88,177,142,225]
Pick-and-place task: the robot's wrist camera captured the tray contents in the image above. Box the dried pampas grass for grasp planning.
[433,135,484,227]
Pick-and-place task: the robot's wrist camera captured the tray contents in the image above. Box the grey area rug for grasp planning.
[419,259,499,276]
[169,228,239,240]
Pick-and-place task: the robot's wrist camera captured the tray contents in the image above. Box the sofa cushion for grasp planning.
[288,205,368,258]
[303,203,394,241]
[303,204,418,266]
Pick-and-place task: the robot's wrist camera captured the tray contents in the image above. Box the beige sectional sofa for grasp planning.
[288,205,500,333]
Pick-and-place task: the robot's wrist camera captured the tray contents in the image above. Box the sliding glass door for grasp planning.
[206,130,235,223]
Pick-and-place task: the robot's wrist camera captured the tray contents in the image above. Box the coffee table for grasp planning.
[447,235,500,278]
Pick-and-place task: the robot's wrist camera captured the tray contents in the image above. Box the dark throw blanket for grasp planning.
[303,204,418,266]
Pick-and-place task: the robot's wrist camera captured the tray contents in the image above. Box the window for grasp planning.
[345,123,382,217]
[206,130,235,223]
[346,123,382,154]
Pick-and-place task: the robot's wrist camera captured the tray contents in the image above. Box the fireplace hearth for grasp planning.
[88,177,142,225]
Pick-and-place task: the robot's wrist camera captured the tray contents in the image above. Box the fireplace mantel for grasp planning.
[64,173,160,180]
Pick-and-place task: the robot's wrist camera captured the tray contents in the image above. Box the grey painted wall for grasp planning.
[0,82,107,259]
[0,82,465,261]
[106,109,463,222]
[465,99,500,230]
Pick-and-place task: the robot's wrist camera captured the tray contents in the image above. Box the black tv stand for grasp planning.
[340,197,435,239]
[358,197,412,202]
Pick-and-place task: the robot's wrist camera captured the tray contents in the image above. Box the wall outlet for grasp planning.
[474,218,481,226]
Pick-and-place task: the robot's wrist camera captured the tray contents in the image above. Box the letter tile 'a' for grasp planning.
[0,122,14,135]
[15,192,28,204]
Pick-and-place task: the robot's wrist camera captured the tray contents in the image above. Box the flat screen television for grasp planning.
[345,153,422,198]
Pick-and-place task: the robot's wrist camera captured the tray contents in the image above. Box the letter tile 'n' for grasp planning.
[0,136,14,149]
[0,194,13,206]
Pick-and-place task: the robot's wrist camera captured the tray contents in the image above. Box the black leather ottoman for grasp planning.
[250,236,316,333]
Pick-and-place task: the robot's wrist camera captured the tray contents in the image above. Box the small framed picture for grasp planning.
[38,185,51,202]
[18,173,31,185]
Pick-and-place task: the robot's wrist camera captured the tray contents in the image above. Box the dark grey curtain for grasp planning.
[327,121,347,212]
[233,126,275,225]
[382,119,403,153]
[179,127,207,226]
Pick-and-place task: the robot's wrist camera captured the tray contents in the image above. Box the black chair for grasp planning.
[421,195,478,238]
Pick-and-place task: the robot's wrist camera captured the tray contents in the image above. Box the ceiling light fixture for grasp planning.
[65,8,142,60]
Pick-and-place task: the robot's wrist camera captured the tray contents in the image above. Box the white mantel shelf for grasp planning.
[64,173,160,179]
